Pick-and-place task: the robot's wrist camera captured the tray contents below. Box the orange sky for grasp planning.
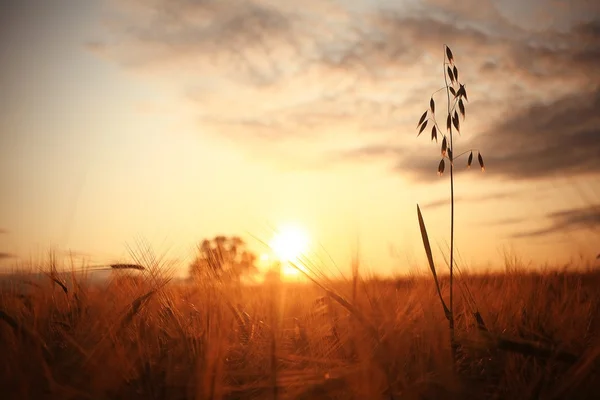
[1,0,599,277]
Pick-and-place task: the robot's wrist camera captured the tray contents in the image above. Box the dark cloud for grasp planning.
[322,15,600,181]
[478,89,600,180]
[512,205,600,238]
[395,87,600,182]
[505,19,600,84]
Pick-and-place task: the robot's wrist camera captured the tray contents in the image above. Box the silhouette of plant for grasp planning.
[415,44,485,358]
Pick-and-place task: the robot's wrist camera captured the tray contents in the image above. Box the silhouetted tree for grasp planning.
[189,235,258,281]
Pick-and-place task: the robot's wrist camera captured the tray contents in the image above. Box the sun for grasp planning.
[269,225,310,262]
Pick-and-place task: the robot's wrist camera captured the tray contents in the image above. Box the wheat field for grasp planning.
[1,258,599,400]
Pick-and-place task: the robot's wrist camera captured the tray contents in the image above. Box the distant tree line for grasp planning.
[188,235,258,281]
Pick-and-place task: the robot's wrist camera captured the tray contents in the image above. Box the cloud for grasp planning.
[0,229,7,234]
[420,191,519,210]
[92,0,600,175]
[484,217,526,227]
[332,144,405,162]
[93,0,343,84]
[480,89,600,180]
[317,14,600,181]
[512,205,600,238]
[395,87,600,181]
[510,19,600,81]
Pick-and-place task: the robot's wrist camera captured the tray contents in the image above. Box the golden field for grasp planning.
[1,257,599,400]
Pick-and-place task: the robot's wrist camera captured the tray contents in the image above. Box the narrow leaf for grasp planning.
[431,126,437,142]
[452,112,460,132]
[418,120,428,136]
[441,136,447,157]
[446,114,451,132]
[453,66,458,82]
[458,99,466,119]
[460,84,468,102]
[438,159,445,175]
[417,110,427,128]
[430,98,435,114]
[449,87,457,97]
[416,205,451,321]
[447,66,454,83]
[467,151,473,168]
[478,153,485,171]
[445,46,454,63]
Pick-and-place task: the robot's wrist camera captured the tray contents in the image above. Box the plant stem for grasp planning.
[443,45,456,355]
[453,148,478,160]
[431,85,453,97]
[270,263,280,400]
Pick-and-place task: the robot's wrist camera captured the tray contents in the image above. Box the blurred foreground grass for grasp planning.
[1,260,599,400]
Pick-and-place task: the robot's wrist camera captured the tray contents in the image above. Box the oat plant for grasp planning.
[415,44,485,354]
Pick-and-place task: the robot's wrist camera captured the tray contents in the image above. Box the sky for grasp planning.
[1,0,599,277]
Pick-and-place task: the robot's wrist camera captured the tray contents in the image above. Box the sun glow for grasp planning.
[269,225,310,262]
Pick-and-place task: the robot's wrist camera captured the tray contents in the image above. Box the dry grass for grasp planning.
[1,259,599,400]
